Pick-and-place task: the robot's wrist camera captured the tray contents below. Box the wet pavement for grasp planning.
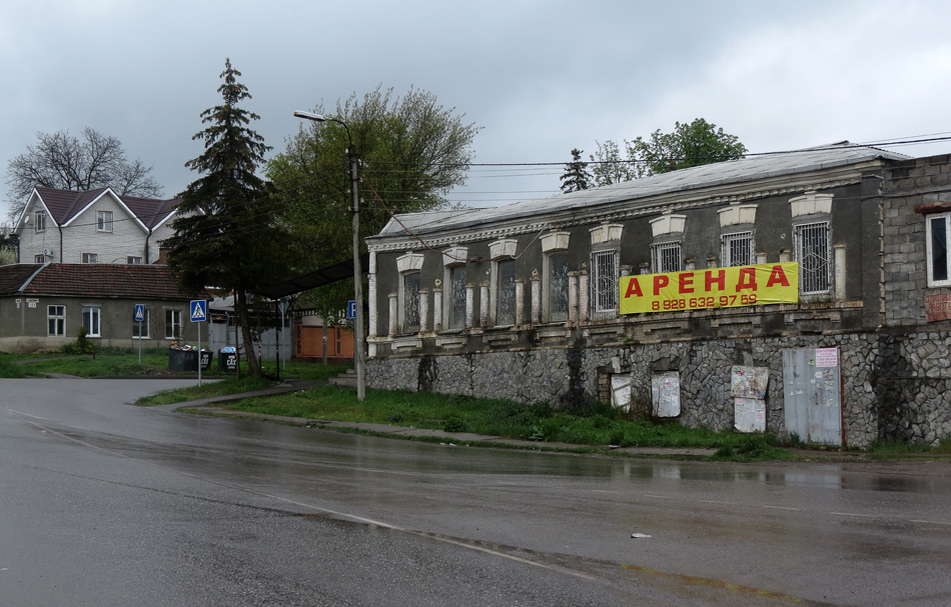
[2,378,950,606]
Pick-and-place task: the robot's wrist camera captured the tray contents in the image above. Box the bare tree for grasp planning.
[5,128,163,220]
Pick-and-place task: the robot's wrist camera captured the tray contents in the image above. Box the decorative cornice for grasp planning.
[367,172,866,253]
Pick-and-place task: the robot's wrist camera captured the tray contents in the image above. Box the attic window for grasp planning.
[34,212,46,232]
[97,211,113,232]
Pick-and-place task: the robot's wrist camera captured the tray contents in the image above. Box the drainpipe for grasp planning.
[58,225,64,262]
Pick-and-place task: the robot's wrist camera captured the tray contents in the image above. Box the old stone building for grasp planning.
[363,143,951,448]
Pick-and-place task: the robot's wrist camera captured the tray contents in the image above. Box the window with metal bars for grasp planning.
[652,242,681,273]
[795,222,830,294]
[722,232,753,267]
[927,212,951,287]
[591,250,618,318]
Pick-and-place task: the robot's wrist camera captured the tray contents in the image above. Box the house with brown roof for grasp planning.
[0,263,200,352]
[12,187,181,265]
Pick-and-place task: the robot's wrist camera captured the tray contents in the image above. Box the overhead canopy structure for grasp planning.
[257,254,369,300]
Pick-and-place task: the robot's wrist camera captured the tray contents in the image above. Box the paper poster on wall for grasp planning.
[815,348,838,367]
[651,372,681,418]
[731,366,769,399]
[734,397,766,433]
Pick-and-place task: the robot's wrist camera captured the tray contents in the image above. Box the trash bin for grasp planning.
[169,346,213,372]
[169,347,196,371]
[218,348,237,372]
[199,349,213,371]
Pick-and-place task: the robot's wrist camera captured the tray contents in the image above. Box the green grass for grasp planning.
[219,386,797,461]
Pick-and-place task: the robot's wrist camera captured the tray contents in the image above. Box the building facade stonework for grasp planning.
[363,145,951,448]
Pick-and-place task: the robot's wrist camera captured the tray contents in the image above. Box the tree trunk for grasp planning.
[234,287,262,377]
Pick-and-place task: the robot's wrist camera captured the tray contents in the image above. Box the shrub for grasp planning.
[61,327,98,357]
[443,416,467,433]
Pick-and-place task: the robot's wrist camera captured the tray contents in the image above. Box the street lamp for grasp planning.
[294,110,366,401]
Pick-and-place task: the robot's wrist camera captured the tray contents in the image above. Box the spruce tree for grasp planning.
[560,148,591,193]
[164,58,288,377]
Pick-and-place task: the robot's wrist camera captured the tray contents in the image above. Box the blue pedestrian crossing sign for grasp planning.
[134,304,145,322]
[190,300,207,322]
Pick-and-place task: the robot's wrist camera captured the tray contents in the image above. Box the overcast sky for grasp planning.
[3,0,951,219]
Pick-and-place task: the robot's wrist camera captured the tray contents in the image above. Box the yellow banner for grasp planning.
[619,262,799,314]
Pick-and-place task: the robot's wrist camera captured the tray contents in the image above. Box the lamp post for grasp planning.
[294,110,366,401]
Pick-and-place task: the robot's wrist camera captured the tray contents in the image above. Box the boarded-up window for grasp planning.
[449,266,467,330]
[549,253,569,322]
[496,260,516,326]
[402,271,420,333]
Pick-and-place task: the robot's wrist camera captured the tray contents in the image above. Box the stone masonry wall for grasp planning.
[367,331,947,448]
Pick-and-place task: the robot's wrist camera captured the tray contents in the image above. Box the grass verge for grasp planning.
[217,384,797,461]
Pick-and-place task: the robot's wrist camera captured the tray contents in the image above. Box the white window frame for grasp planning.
[722,231,753,267]
[165,309,182,340]
[34,254,45,264]
[926,212,951,287]
[127,256,143,265]
[591,249,619,319]
[795,221,831,295]
[97,210,113,232]
[34,211,46,233]
[48,305,65,336]
[81,252,98,264]
[81,306,101,338]
[651,241,682,274]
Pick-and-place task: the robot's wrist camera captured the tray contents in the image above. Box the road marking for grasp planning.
[700,500,737,505]
[762,506,801,511]
[831,512,874,518]
[909,519,951,526]
[643,494,672,499]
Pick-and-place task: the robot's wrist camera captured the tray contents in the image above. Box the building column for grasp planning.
[530,270,541,325]
[568,271,579,323]
[834,243,847,301]
[465,283,474,329]
[388,293,398,337]
[432,282,443,332]
[480,281,490,327]
[418,288,429,333]
[515,278,525,327]
[368,251,377,337]
[578,269,589,322]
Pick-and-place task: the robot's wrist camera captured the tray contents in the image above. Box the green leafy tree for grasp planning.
[268,86,479,322]
[589,119,747,186]
[559,148,591,193]
[163,58,290,377]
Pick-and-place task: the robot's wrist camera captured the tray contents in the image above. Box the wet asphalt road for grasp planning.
[1,379,950,606]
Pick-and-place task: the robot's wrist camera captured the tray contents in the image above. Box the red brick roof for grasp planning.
[33,187,181,229]
[0,263,195,300]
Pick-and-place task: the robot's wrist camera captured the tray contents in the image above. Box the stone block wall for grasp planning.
[367,330,950,448]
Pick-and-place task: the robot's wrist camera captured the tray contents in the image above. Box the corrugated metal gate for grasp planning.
[782,348,842,445]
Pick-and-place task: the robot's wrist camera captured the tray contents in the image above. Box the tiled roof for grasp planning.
[0,263,195,300]
[32,187,180,229]
[374,142,911,237]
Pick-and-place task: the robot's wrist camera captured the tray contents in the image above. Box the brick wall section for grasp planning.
[882,154,951,327]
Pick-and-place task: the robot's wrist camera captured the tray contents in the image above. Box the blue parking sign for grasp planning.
[190,300,207,322]
[347,300,357,319]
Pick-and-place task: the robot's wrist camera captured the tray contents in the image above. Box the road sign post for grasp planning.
[190,300,207,386]
[134,304,145,364]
